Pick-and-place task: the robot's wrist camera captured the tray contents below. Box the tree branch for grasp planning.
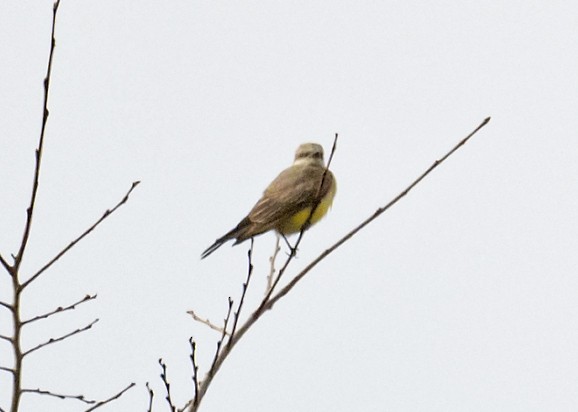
[210,298,233,372]
[266,117,491,311]
[145,382,154,412]
[22,387,96,404]
[22,294,96,326]
[0,301,13,312]
[12,0,61,272]
[23,319,99,357]
[228,241,254,343]
[159,359,177,412]
[0,254,10,273]
[83,383,136,412]
[8,4,62,411]
[186,118,490,412]
[186,310,228,335]
[22,384,136,411]
[21,181,140,290]
[221,119,494,339]
[265,234,281,294]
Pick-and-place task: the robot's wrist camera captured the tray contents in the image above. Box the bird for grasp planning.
[201,142,336,259]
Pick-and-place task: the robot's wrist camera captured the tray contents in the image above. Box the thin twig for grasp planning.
[22,294,96,326]
[181,400,193,412]
[12,0,62,272]
[22,388,96,404]
[21,181,140,290]
[159,359,177,412]
[190,297,234,411]
[23,384,137,411]
[23,319,99,357]
[265,235,281,294]
[228,240,254,344]
[83,382,135,412]
[146,382,154,412]
[186,310,229,335]
[0,254,10,273]
[0,301,13,311]
[0,367,15,375]
[210,298,234,372]
[189,338,199,408]
[0,335,12,343]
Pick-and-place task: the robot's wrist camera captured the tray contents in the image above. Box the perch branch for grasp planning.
[189,338,199,409]
[187,120,490,411]
[268,117,491,311]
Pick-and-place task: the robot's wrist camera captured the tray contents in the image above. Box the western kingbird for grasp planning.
[201,143,336,259]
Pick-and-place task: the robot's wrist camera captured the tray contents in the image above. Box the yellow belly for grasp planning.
[277,188,336,235]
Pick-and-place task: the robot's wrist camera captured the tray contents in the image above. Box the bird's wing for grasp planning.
[247,164,334,227]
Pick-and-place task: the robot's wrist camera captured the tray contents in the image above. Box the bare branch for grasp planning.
[83,383,135,412]
[159,359,177,412]
[210,298,233,372]
[265,235,281,294]
[188,298,235,411]
[0,254,11,273]
[22,294,96,326]
[21,181,140,290]
[0,367,15,375]
[229,243,254,344]
[0,301,13,312]
[180,401,193,412]
[23,385,136,411]
[22,387,95,404]
[0,335,13,343]
[189,338,199,408]
[7,5,63,410]
[12,0,62,272]
[146,382,154,412]
[186,310,228,335]
[23,319,99,357]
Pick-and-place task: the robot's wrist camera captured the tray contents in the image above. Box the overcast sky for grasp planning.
[1,1,578,411]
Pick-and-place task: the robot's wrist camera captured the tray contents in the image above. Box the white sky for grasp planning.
[1,1,578,411]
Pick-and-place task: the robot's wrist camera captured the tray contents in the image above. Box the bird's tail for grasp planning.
[201,217,254,259]
[201,234,232,259]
